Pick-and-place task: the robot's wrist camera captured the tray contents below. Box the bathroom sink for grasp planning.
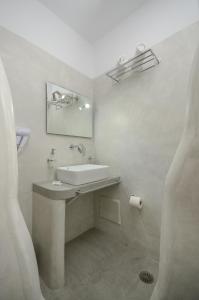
[56,164,110,185]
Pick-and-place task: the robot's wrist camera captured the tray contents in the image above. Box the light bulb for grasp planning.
[85,103,90,109]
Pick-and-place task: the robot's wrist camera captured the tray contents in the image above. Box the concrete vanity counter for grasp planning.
[33,176,120,201]
[32,176,120,289]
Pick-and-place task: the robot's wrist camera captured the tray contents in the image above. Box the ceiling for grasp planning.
[38,0,146,43]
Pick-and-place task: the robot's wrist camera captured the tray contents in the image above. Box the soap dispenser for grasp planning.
[47,148,56,181]
[47,148,56,168]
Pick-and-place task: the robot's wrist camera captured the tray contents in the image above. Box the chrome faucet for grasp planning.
[69,144,86,156]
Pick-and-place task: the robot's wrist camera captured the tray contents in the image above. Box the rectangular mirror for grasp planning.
[46,82,93,138]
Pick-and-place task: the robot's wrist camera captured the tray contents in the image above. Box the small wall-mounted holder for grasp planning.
[129,195,143,210]
[135,42,147,55]
[16,127,31,154]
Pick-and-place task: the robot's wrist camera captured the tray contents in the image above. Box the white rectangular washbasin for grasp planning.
[56,164,110,185]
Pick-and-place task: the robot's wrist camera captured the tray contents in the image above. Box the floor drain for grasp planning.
[139,271,154,284]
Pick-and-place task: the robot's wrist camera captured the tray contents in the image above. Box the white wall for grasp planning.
[94,0,199,76]
[94,22,199,257]
[0,0,94,78]
[0,0,198,78]
[0,27,95,231]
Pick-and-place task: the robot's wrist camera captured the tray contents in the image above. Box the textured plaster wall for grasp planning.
[94,22,199,258]
[1,21,199,260]
[0,26,95,232]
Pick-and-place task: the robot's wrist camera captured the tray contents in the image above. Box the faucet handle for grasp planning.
[78,144,86,156]
[68,143,86,156]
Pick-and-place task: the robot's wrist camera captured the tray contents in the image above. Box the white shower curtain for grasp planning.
[0,57,44,300]
[150,45,199,300]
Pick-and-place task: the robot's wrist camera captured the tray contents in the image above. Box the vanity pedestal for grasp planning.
[32,177,120,289]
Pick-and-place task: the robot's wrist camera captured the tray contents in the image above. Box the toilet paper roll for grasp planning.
[129,195,143,210]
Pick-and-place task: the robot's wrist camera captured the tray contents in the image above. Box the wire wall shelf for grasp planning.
[106,49,160,83]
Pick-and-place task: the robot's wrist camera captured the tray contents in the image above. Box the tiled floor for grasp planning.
[41,229,158,300]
